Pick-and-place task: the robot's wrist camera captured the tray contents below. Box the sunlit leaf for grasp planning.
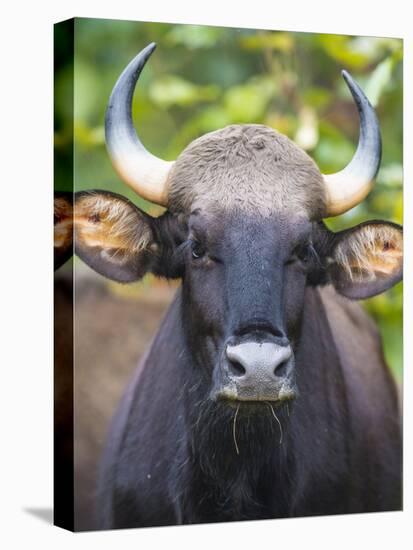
[74,122,104,147]
[301,87,332,110]
[224,85,265,121]
[223,75,277,122]
[364,58,393,107]
[317,35,371,69]
[377,163,403,188]
[393,194,403,224]
[240,32,294,52]
[166,25,223,49]
[196,106,232,131]
[74,61,101,122]
[264,113,296,137]
[294,107,318,150]
[314,121,355,171]
[149,75,220,107]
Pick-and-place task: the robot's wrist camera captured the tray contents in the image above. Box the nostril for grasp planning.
[274,359,289,377]
[228,359,246,378]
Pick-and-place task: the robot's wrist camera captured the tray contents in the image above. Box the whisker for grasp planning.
[233,404,240,455]
[266,402,283,445]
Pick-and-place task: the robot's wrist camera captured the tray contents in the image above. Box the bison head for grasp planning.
[65,43,403,407]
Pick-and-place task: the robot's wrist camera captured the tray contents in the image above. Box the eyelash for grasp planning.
[290,242,320,265]
[191,240,205,259]
[175,238,206,261]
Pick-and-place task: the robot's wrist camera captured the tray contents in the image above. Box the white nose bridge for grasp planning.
[226,342,292,377]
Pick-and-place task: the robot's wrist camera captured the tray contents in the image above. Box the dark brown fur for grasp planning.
[54,121,402,530]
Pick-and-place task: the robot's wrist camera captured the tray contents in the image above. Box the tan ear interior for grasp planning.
[335,225,403,282]
[74,193,152,255]
[54,196,73,249]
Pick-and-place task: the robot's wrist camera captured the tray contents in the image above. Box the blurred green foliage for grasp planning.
[54,18,403,380]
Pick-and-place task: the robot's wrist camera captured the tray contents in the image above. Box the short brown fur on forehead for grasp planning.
[167,124,326,218]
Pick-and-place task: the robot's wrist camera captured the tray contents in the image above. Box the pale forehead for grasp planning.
[167,124,326,219]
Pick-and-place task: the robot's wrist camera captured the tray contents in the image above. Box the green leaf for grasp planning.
[223,75,277,122]
[74,123,104,147]
[377,163,403,188]
[317,35,371,69]
[166,25,223,49]
[149,76,220,108]
[301,87,332,110]
[364,57,393,107]
[74,61,101,122]
[240,32,294,52]
[224,85,265,121]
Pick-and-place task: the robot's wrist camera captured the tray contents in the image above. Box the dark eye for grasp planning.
[296,243,312,263]
[191,240,206,259]
[287,242,314,265]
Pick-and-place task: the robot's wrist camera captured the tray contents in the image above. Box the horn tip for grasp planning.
[139,42,157,62]
[145,42,157,56]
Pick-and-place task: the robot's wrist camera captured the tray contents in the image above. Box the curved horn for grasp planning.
[323,70,382,217]
[105,43,174,206]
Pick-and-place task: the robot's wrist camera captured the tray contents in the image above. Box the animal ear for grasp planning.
[54,192,73,270]
[329,222,403,299]
[74,191,157,283]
